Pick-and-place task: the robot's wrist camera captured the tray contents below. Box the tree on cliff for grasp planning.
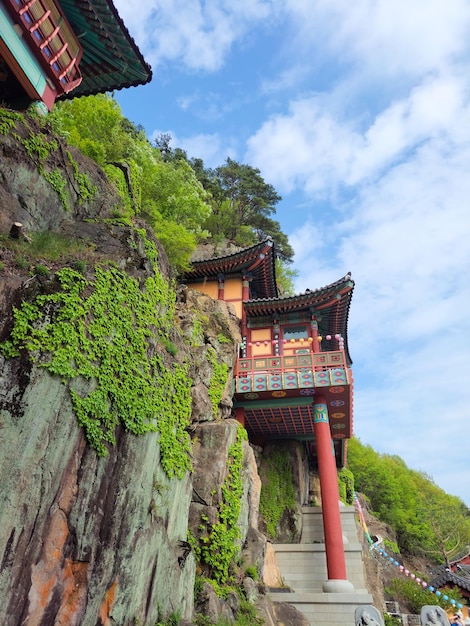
[51,97,294,282]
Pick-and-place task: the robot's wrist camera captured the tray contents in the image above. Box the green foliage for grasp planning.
[385,578,464,615]
[147,211,197,274]
[4,231,92,264]
[190,317,205,347]
[383,538,401,555]
[46,97,294,274]
[259,448,297,539]
[23,133,57,160]
[103,163,134,216]
[49,94,135,166]
[196,427,247,583]
[196,156,293,261]
[244,565,258,580]
[275,258,298,296]
[193,577,263,626]
[0,107,22,134]
[41,168,69,210]
[14,255,29,270]
[337,467,354,504]
[206,347,229,417]
[33,264,50,277]
[162,337,178,356]
[384,614,402,626]
[155,609,181,626]
[0,237,192,478]
[67,150,97,203]
[348,437,470,560]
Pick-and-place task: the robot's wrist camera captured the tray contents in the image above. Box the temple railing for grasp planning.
[5,0,83,94]
[234,351,351,395]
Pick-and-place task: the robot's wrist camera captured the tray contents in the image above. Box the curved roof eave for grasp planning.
[58,0,152,99]
[184,238,278,299]
[244,274,355,365]
[430,571,470,592]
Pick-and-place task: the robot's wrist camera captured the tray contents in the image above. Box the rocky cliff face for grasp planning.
[0,111,310,626]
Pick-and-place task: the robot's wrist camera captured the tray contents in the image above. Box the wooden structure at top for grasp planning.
[184,238,355,468]
[0,0,151,110]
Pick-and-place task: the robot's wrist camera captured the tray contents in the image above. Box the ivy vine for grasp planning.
[259,448,297,539]
[206,346,228,417]
[1,238,192,478]
[194,426,247,583]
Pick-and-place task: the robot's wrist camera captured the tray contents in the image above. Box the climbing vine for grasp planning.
[0,238,192,478]
[338,467,354,504]
[206,346,228,417]
[0,108,22,134]
[259,448,297,539]
[67,150,97,203]
[192,426,247,583]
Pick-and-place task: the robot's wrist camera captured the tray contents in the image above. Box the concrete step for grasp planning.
[271,505,374,625]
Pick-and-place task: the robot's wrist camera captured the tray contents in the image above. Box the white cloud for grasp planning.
[283,0,470,80]
[246,71,470,196]
[113,0,274,71]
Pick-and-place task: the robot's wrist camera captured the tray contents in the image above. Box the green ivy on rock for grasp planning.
[206,346,228,417]
[192,426,247,583]
[1,238,192,478]
[259,448,296,539]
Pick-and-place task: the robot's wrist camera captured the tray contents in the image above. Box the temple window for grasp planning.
[283,325,308,341]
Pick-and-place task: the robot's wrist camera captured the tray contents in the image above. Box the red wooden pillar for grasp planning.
[217,274,225,300]
[310,317,320,353]
[234,407,246,428]
[242,276,250,302]
[313,395,354,592]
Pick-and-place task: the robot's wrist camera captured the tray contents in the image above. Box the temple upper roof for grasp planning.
[185,238,278,300]
[184,239,355,365]
[58,0,152,98]
[244,273,354,365]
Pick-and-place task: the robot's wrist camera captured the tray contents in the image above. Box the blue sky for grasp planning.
[113,0,470,507]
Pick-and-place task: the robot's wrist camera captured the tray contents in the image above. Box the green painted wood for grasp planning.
[0,7,47,95]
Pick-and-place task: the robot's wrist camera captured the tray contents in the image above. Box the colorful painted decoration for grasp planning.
[354,490,464,612]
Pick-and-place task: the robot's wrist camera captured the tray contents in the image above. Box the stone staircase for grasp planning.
[270,505,374,625]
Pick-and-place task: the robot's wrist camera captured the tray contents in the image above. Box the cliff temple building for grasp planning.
[184,238,357,594]
[0,0,152,111]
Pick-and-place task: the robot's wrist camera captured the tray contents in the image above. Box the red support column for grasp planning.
[313,395,354,593]
[242,277,250,302]
[310,317,320,353]
[217,274,225,300]
[234,407,246,428]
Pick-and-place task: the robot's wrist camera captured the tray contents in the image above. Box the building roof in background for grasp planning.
[185,238,278,300]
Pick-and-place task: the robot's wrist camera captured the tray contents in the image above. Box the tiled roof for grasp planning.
[244,274,355,366]
[429,570,470,592]
[184,238,278,300]
[59,0,152,98]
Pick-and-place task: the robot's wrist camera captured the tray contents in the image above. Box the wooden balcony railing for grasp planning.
[6,0,82,94]
[235,351,351,395]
